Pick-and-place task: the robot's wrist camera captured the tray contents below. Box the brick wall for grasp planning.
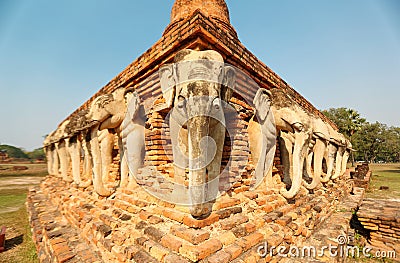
[357,199,400,256]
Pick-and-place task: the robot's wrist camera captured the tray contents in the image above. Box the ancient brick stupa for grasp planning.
[29,1,362,262]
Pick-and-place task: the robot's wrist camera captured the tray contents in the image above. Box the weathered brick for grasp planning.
[215,198,241,210]
[180,239,223,261]
[124,246,139,260]
[161,234,183,252]
[98,224,112,237]
[262,205,274,213]
[206,250,231,263]
[219,231,236,246]
[163,208,186,223]
[164,254,190,263]
[216,207,242,219]
[266,233,284,247]
[183,213,219,229]
[232,226,248,238]
[243,192,258,200]
[237,232,264,251]
[136,221,148,229]
[220,214,249,230]
[144,226,165,242]
[171,226,210,245]
[111,245,126,262]
[103,238,114,252]
[150,244,169,262]
[148,215,164,224]
[111,230,126,246]
[132,250,158,263]
[224,244,243,260]
[139,210,152,220]
[136,236,149,246]
[276,216,292,227]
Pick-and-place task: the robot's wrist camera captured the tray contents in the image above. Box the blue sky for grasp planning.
[0,0,399,150]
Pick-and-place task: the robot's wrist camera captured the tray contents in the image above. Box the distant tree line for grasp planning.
[0,144,45,160]
[322,108,400,163]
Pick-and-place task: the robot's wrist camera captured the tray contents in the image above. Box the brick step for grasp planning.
[27,187,102,263]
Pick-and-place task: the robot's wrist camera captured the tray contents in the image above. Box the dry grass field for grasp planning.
[366,163,400,200]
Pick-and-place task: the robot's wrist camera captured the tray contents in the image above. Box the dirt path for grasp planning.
[0,176,43,191]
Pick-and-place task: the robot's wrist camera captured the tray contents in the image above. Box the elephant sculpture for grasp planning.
[53,121,73,183]
[159,49,235,219]
[303,117,352,185]
[78,131,94,188]
[303,117,330,190]
[120,90,145,189]
[248,88,276,189]
[255,88,312,199]
[321,126,348,182]
[87,87,145,196]
[341,140,353,177]
[330,135,351,180]
[43,135,57,176]
[65,135,82,185]
[44,132,61,177]
[87,89,125,196]
[63,111,93,188]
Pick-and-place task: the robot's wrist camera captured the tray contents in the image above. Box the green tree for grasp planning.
[379,127,400,162]
[0,144,29,159]
[321,108,366,138]
[27,148,46,160]
[352,122,386,163]
[322,108,366,165]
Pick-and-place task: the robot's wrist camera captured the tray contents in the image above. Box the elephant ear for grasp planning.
[125,91,141,120]
[253,88,272,123]
[221,66,236,102]
[159,64,176,108]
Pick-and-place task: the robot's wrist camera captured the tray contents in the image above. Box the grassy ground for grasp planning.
[347,163,400,263]
[0,163,47,263]
[365,163,400,200]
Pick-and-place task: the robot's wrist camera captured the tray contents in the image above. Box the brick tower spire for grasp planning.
[164,0,237,37]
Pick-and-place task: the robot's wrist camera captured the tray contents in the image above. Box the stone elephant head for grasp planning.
[87,88,126,130]
[321,126,348,182]
[269,88,312,199]
[53,120,73,183]
[303,117,331,190]
[159,49,235,219]
[120,90,146,189]
[87,87,128,197]
[248,88,276,188]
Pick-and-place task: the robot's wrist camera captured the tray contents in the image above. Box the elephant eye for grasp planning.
[177,95,186,109]
[212,97,221,110]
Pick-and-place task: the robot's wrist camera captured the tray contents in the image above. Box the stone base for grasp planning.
[28,174,357,263]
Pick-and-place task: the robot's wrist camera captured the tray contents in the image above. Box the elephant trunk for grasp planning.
[304,138,325,190]
[52,147,60,177]
[45,147,53,175]
[321,143,337,183]
[340,150,350,177]
[188,115,213,219]
[68,137,82,185]
[79,134,93,188]
[280,131,309,199]
[331,147,345,180]
[56,141,73,183]
[90,127,113,197]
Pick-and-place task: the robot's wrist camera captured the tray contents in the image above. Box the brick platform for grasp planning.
[28,173,357,262]
[357,198,400,256]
